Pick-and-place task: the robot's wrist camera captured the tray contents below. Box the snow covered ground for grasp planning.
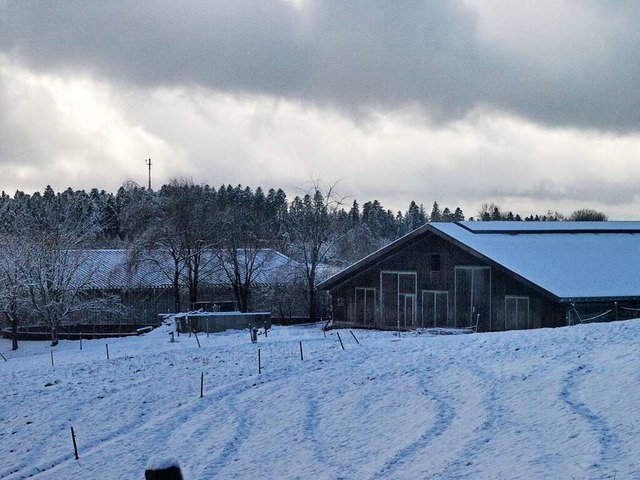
[1,318,639,479]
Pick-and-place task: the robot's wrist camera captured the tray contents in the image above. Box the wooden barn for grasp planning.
[318,222,640,332]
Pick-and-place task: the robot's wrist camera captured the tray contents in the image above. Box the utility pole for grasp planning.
[145,158,152,190]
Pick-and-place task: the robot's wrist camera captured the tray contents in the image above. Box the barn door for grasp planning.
[505,296,529,330]
[380,271,417,328]
[422,290,449,328]
[355,288,377,326]
[455,266,491,330]
[399,294,416,327]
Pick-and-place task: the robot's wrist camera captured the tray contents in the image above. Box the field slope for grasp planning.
[1,319,639,479]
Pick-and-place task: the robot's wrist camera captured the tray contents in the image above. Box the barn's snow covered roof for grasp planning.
[432,222,640,300]
[319,221,640,301]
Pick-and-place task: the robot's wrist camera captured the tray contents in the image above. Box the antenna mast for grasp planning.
[145,158,152,190]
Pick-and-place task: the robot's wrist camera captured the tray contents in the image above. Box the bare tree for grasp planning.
[478,202,503,221]
[213,185,284,312]
[569,209,608,221]
[287,180,344,322]
[132,179,217,312]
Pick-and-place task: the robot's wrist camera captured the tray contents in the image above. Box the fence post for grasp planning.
[71,426,79,460]
[299,341,304,361]
[200,372,204,399]
[258,349,262,374]
[105,344,110,360]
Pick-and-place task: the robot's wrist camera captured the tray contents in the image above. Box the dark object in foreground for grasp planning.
[145,458,183,480]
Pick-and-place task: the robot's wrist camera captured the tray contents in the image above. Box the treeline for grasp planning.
[0,180,608,349]
[0,182,607,264]
[0,183,469,263]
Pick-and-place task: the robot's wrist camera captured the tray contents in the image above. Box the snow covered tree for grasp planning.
[405,201,426,231]
[213,185,281,312]
[21,189,121,345]
[287,181,343,322]
[348,200,360,225]
[0,202,29,350]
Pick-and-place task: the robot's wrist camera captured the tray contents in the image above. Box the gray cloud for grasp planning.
[2,1,639,132]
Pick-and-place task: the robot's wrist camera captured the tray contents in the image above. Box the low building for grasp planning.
[318,221,640,331]
[77,248,303,325]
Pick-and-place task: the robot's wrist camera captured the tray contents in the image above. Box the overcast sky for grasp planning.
[1,0,639,218]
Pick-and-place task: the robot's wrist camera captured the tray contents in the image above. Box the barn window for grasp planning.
[430,254,441,272]
[505,296,529,330]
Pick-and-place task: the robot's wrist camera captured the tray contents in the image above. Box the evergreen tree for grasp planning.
[491,206,503,221]
[405,201,425,231]
[430,202,442,222]
[348,200,360,225]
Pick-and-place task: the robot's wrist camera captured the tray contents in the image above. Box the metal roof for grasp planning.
[318,221,640,302]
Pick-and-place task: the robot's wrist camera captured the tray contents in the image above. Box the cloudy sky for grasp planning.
[1,1,639,218]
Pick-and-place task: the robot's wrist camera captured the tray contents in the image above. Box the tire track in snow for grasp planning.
[1,391,156,480]
[369,370,456,480]
[300,378,358,476]
[299,353,372,479]
[198,399,254,478]
[560,364,622,470]
[9,372,267,480]
[0,352,184,479]
[441,361,505,480]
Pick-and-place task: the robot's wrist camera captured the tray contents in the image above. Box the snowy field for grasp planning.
[1,319,640,480]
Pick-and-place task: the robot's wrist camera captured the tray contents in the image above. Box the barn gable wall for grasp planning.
[329,232,565,332]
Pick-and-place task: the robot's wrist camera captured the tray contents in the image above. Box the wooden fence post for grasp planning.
[71,426,79,460]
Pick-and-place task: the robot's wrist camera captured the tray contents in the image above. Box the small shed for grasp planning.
[318,221,640,332]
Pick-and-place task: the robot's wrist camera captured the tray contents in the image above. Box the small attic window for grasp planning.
[430,254,441,272]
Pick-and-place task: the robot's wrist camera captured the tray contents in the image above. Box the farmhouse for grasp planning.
[318,221,640,332]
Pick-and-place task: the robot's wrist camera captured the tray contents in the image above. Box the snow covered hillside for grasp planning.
[1,319,639,479]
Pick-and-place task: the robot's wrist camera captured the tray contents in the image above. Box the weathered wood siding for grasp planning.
[328,232,567,332]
